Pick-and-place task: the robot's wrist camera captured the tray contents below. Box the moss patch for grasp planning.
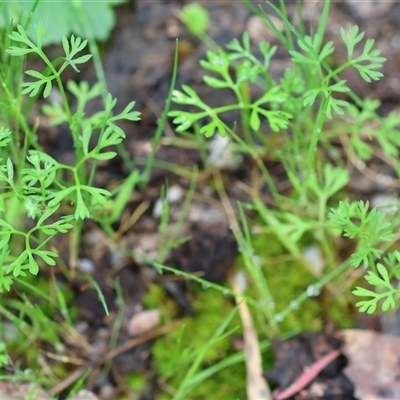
[148,231,355,399]
[146,285,247,399]
[247,232,354,333]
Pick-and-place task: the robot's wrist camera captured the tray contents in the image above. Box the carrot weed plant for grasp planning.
[140,1,400,398]
[0,20,141,390]
[172,0,400,324]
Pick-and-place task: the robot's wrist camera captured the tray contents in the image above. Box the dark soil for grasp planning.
[27,1,400,399]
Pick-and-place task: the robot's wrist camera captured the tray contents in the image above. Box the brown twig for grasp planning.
[229,271,272,400]
[275,349,341,400]
[49,320,181,396]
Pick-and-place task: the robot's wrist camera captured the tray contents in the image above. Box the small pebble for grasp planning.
[128,309,160,337]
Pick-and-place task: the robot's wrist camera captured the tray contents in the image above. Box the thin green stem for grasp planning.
[315,0,331,52]
[277,258,352,322]
[23,0,40,31]
[277,0,294,51]
[318,195,337,269]
[236,201,277,333]
[305,95,329,188]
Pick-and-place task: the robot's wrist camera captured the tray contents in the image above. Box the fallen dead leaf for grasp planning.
[338,329,400,400]
[264,331,354,399]
[0,382,50,400]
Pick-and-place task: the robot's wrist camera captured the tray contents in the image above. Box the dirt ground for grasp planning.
[13,1,400,399]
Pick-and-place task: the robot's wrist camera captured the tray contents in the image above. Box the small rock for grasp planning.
[207,135,242,169]
[303,245,324,274]
[69,390,100,400]
[153,185,184,218]
[247,15,283,44]
[343,0,394,20]
[128,309,161,337]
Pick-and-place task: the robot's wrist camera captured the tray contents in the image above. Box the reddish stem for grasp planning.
[275,349,341,400]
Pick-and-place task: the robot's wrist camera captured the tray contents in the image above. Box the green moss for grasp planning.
[177,365,247,400]
[142,283,179,324]
[149,230,355,399]
[149,286,246,399]
[125,373,147,392]
[247,233,354,333]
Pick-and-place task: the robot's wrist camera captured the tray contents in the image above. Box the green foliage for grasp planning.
[169,33,292,138]
[340,26,386,82]
[353,263,397,314]
[8,27,135,189]
[0,0,397,397]
[0,22,139,289]
[307,164,350,202]
[170,11,385,141]
[2,0,125,46]
[329,201,400,314]
[0,19,140,389]
[345,99,400,160]
[0,206,73,281]
[0,342,9,367]
[329,200,394,268]
[171,0,397,322]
